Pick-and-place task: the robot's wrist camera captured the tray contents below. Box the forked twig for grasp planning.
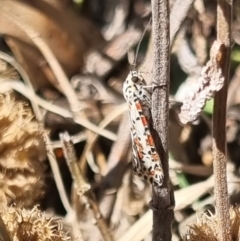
[44,132,85,241]
[60,132,114,241]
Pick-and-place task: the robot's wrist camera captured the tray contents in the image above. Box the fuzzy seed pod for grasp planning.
[183,206,240,240]
[0,93,46,207]
[0,205,71,241]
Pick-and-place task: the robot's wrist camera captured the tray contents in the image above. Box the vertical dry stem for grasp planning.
[213,0,232,240]
[151,0,174,240]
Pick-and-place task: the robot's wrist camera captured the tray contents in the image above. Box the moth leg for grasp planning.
[135,86,151,108]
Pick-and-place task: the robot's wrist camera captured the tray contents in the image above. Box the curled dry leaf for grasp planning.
[179,40,225,124]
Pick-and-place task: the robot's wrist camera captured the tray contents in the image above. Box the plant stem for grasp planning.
[151,0,174,240]
[213,0,232,240]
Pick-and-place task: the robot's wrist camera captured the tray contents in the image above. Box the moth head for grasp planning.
[130,70,144,85]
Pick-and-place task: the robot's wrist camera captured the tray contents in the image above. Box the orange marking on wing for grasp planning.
[138,152,143,159]
[147,135,154,146]
[148,170,155,176]
[152,153,160,161]
[134,138,144,158]
[141,116,148,126]
[135,102,142,110]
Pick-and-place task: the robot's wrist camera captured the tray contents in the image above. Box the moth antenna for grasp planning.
[127,59,134,75]
[127,49,135,71]
[133,17,152,67]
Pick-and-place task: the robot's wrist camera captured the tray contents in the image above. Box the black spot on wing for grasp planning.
[151,147,156,152]
[149,177,153,183]
[148,166,152,172]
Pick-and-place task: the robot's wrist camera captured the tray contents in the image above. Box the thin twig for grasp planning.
[213,0,232,240]
[151,0,174,241]
[60,132,114,241]
[51,131,86,148]
[169,158,213,177]
[28,76,85,241]
[44,133,74,214]
[60,132,91,196]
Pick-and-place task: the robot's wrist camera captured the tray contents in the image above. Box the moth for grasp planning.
[123,70,164,186]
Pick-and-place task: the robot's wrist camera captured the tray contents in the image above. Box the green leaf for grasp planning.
[203,99,214,114]
[231,48,240,62]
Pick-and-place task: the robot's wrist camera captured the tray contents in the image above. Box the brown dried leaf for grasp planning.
[179,40,225,124]
[0,0,104,90]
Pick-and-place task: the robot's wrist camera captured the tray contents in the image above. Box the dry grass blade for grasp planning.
[117,211,153,241]
[0,80,117,141]
[43,132,74,213]
[79,103,128,172]
[175,175,214,211]
[117,176,214,241]
[0,50,74,218]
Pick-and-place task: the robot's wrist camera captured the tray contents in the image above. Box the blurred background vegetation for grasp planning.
[0,0,239,240]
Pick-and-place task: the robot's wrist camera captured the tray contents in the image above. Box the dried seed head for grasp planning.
[183,206,240,240]
[1,206,71,241]
[0,93,46,207]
